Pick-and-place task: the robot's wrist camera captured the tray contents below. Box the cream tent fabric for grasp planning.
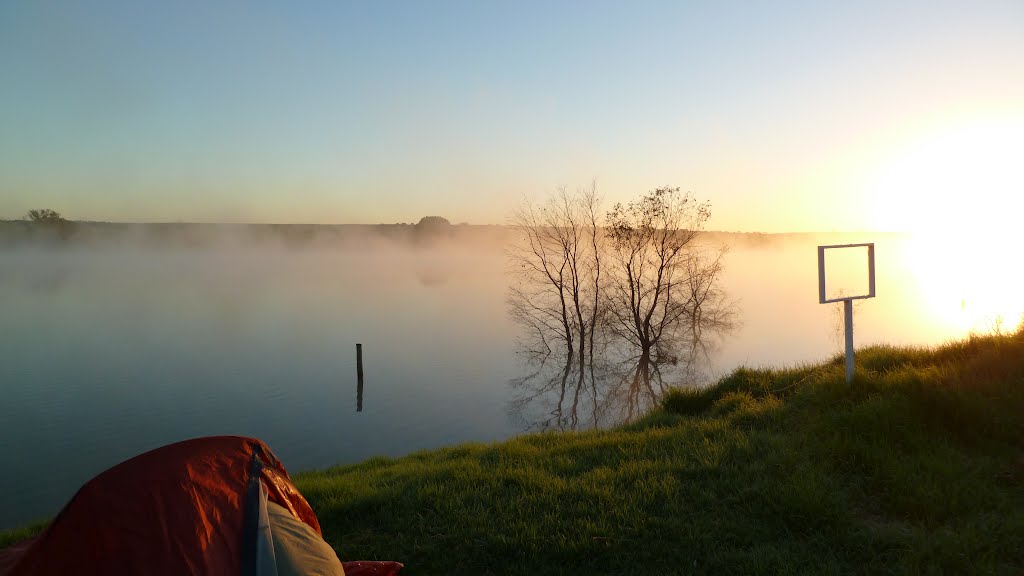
[267,501,345,576]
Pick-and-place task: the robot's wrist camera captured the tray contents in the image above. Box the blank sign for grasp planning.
[818,243,875,303]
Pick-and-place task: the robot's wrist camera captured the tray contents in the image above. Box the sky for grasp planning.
[1,0,1022,231]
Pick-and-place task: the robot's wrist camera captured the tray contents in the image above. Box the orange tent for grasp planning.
[0,436,401,576]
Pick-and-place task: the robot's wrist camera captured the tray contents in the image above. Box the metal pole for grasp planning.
[844,300,854,383]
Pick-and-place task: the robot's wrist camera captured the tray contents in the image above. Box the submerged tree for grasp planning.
[508,185,736,428]
[507,184,603,368]
[605,187,734,391]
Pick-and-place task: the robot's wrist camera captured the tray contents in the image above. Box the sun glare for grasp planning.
[866,114,1024,334]
[866,114,1024,235]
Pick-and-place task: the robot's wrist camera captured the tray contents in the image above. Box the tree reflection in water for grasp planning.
[508,325,728,431]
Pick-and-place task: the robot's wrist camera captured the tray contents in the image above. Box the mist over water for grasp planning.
[1,227,1019,529]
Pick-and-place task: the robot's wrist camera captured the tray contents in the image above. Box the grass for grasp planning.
[0,522,47,551]
[3,330,1023,574]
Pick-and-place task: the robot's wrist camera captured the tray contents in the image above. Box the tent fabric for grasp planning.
[266,501,344,576]
[0,436,403,576]
[0,540,33,576]
[256,481,281,576]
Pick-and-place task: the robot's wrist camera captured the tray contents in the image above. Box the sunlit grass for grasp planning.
[3,329,1022,574]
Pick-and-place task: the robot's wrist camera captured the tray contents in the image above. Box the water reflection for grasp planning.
[509,316,728,431]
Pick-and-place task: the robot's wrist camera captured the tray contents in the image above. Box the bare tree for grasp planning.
[605,187,734,389]
[507,184,603,367]
[508,185,736,428]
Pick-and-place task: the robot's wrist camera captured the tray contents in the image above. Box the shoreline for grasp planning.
[4,328,1022,573]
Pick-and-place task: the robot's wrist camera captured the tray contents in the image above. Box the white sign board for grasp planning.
[817,242,876,383]
[818,243,876,303]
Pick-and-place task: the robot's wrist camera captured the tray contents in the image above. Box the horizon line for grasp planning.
[0,218,909,236]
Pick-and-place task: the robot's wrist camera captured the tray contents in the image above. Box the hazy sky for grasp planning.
[1,1,1022,231]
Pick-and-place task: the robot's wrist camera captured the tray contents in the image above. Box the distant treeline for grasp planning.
[0,217,898,250]
[0,218,514,249]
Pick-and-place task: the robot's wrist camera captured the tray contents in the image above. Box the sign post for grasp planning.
[818,243,875,384]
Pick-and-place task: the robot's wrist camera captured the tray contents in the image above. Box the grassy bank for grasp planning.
[4,330,1023,574]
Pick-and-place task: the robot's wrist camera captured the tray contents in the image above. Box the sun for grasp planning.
[865,113,1024,334]
[865,113,1024,236]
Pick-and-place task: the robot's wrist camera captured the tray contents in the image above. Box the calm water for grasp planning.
[1,232,1018,529]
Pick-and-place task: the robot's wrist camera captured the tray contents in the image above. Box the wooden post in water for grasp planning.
[356,343,364,412]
